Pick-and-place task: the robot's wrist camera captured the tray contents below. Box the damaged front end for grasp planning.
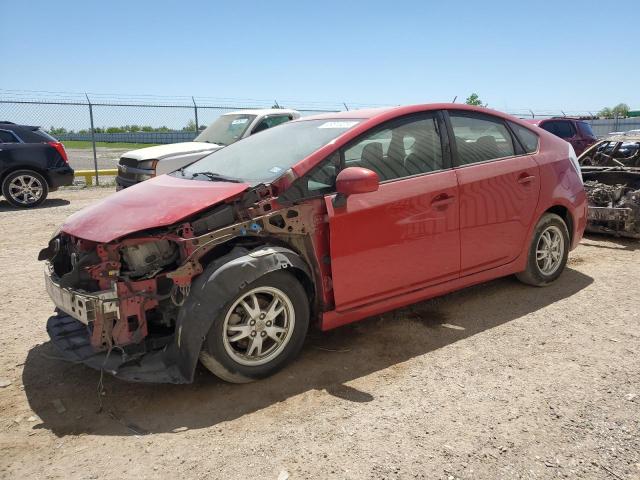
[579,134,640,239]
[39,189,323,383]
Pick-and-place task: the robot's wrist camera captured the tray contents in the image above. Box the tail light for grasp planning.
[48,141,69,164]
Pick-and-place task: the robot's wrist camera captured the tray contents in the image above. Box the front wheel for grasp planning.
[2,170,49,208]
[199,270,309,383]
[516,213,570,287]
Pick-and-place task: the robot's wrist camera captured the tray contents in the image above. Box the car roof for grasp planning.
[223,108,299,116]
[297,103,528,124]
[0,122,38,130]
[524,117,591,126]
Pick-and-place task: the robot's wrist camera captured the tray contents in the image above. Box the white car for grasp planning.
[116,108,300,189]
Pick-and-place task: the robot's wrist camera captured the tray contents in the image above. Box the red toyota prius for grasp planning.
[40,104,587,383]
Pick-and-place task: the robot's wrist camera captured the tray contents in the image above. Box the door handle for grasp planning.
[517,174,536,185]
[431,193,455,208]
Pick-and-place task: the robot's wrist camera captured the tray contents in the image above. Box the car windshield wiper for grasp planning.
[190,171,242,183]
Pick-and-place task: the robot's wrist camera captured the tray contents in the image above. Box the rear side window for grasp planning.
[0,130,19,143]
[508,122,539,153]
[449,112,515,165]
[541,120,576,139]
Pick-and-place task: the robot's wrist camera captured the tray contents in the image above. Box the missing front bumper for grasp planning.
[46,314,188,383]
[44,267,118,325]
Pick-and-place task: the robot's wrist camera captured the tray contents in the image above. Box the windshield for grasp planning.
[194,114,257,145]
[181,119,362,184]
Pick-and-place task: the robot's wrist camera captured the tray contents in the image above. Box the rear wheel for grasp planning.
[516,213,569,287]
[2,170,49,208]
[199,270,309,383]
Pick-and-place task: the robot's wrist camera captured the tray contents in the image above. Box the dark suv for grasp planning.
[0,122,74,207]
[526,117,598,156]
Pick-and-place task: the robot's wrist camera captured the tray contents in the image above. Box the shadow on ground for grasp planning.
[582,233,640,251]
[0,198,70,212]
[22,268,593,437]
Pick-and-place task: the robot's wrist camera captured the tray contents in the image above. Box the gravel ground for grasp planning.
[0,189,638,480]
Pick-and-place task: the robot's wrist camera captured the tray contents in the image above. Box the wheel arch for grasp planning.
[544,204,574,245]
[0,165,52,188]
[166,245,314,382]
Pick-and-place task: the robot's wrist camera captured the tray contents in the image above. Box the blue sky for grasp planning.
[2,0,638,114]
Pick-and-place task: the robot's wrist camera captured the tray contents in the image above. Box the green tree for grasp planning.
[598,107,612,119]
[612,103,630,118]
[465,93,485,106]
[182,119,197,131]
[48,126,68,135]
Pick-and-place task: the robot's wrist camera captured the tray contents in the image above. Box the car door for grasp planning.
[0,129,21,171]
[324,112,460,311]
[447,110,541,276]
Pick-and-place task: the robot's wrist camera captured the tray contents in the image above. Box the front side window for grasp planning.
[449,112,516,165]
[541,120,576,139]
[281,114,445,201]
[182,119,362,185]
[194,113,258,146]
[342,114,444,181]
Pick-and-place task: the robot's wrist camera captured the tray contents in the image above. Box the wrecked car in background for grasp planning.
[579,133,640,238]
[39,104,586,384]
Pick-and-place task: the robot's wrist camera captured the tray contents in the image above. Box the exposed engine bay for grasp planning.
[39,186,327,383]
[580,134,640,239]
[583,175,640,238]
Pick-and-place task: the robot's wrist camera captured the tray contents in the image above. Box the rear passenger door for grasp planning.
[0,129,21,170]
[446,110,541,275]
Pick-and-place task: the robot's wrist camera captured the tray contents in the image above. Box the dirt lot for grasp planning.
[0,189,638,480]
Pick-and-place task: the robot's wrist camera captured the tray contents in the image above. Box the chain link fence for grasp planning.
[1,90,639,184]
[0,92,348,184]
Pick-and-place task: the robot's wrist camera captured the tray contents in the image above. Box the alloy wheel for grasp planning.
[222,286,295,366]
[536,225,565,276]
[8,174,44,206]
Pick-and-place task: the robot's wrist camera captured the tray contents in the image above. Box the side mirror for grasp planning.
[333,167,379,208]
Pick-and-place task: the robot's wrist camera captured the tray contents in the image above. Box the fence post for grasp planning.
[192,96,199,136]
[85,93,99,186]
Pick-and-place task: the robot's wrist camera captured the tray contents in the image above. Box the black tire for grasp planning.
[2,169,49,208]
[516,213,570,287]
[199,270,309,383]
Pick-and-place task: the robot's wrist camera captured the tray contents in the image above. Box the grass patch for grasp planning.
[62,140,160,150]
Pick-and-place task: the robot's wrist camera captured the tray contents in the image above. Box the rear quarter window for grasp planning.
[577,122,596,138]
[33,129,58,142]
[508,122,539,153]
